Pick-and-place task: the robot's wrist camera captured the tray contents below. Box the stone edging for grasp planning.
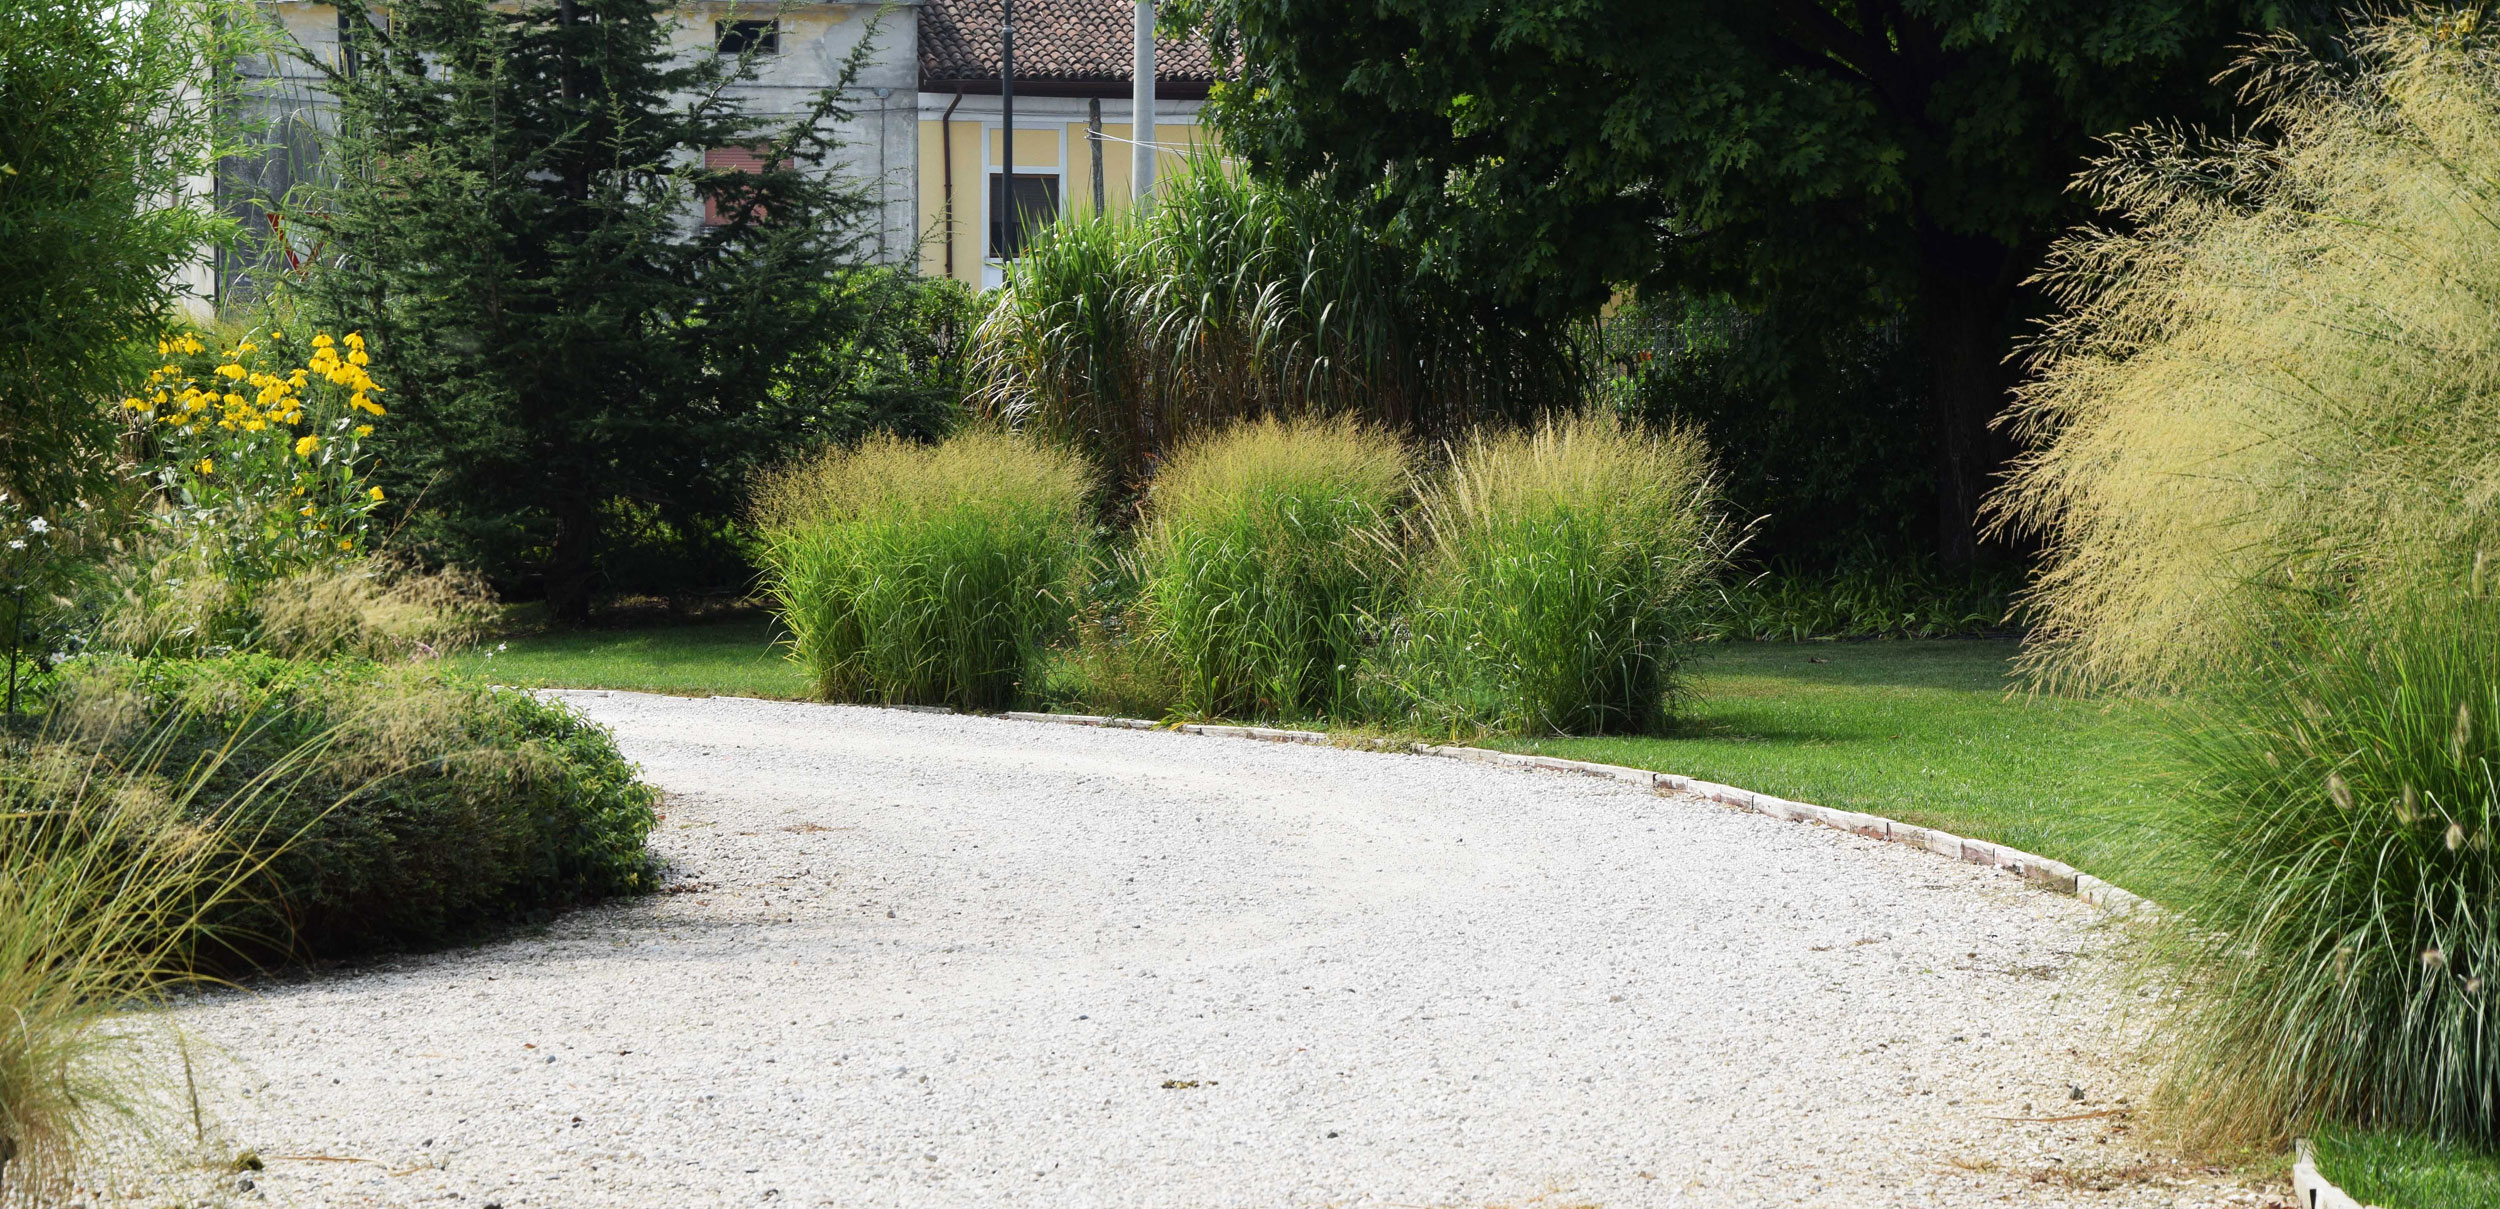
[1000,711,2155,915]
[2293,1139,2373,1209]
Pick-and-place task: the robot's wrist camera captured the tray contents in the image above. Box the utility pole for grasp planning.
[1088,97,1104,214]
[1000,0,1016,255]
[1131,0,1155,210]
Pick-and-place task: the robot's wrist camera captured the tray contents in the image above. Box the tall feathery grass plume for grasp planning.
[753,430,1090,710]
[1378,412,1728,737]
[1995,10,2500,1151]
[972,155,1587,501]
[1995,9,2500,693]
[1134,415,1408,721]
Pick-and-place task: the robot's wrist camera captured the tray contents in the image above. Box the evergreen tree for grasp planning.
[299,0,884,622]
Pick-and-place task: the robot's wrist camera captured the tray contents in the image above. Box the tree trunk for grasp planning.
[545,480,598,627]
[1915,228,2020,568]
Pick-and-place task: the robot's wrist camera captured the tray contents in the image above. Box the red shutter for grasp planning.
[704,146,784,226]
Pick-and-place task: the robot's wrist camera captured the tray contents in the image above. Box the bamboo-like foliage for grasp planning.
[753,430,1090,710]
[1378,412,1727,736]
[972,158,1589,494]
[1997,12,2500,693]
[1997,13,2500,1151]
[1135,415,1407,720]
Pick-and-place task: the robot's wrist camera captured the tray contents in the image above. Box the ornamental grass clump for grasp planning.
[1996,13,2500,1150]
[0,723,286,1200]
[1135,416,1406,720]
[1382,412,1726,736]
[755,430,1089,710]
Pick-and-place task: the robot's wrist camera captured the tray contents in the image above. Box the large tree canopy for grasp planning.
[1184,0,2330,562]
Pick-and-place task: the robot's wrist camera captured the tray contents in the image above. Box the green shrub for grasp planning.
[1997,15,2500,1151]
[1135,416,1406,719]
[754,429,1089,710]
[49,653,658,960]
[1378,412,1726,736]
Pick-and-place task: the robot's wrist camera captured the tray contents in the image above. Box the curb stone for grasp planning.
[995,709,2159,916]
[2293,1139,2373,1209]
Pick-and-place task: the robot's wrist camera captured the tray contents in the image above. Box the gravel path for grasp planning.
[176,691,2264,1208]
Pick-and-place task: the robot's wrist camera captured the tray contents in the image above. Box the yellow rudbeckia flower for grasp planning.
[294,434,320,458]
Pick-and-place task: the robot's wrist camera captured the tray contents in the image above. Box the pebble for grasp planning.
[159,692,2259,1207]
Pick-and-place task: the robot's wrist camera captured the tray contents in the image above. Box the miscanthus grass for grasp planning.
[1135,416,1406,720]
[1376,412,1727,737]
[754,430,1089,711]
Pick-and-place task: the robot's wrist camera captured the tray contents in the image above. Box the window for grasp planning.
[703,145,785,226]
[714,19,778,54]
[988,173,1059,259]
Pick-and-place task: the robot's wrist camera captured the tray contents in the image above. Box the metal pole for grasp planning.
[1000,0,1016,257]
[1131,1,1156,209]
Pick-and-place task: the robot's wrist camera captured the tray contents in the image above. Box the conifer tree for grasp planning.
[299,0,883,622]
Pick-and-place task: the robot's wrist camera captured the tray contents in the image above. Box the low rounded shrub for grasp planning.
[1381,412,1726,736]
[46,653,658,961]
[1136,416,1406,720]
[754,429,1090,710]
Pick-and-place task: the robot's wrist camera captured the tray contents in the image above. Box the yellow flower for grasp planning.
[368,485,385,501]
[337,539,353,551]
[299,505,314,517]
[343,331,364,349]
[354,424,374,437]
[196,458,213,475]
[313,333,334,348]
[294,434,320,458]
[349,350,370,367]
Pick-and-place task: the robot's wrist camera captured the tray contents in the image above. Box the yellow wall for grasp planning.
[916,115,1218,285]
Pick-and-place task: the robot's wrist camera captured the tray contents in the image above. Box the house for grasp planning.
[206,0,1215,306]
[913,0,1216,288]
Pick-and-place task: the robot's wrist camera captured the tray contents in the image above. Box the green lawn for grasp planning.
[449,611,808,700]
[1489,640,2169,892]
[2317,1128,2500,1209]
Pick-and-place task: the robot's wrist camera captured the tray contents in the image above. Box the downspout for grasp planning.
[941,89,964,280]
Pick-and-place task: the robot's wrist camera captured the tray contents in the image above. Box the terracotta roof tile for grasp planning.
[919,0,1216,92]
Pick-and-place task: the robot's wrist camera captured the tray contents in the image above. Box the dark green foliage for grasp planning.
[296,0,890,622]
[0,0,241,512]
[1714,558,2024,642]
[1179,0,2332,563]
[1601,293,1932,566]
[53,654,657,960]
[777,269,984,449]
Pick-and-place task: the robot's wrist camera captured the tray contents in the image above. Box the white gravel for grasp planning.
[170,690,2268,1208]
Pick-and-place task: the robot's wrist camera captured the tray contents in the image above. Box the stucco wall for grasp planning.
[912,91,1211,287]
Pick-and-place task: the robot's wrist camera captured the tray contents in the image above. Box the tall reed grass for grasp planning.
[1997,14,2500,1150]
[754,430,1089,710]
[1135,416,1406,719]
[974,158,1587,495]
[1378,413,1726,736]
